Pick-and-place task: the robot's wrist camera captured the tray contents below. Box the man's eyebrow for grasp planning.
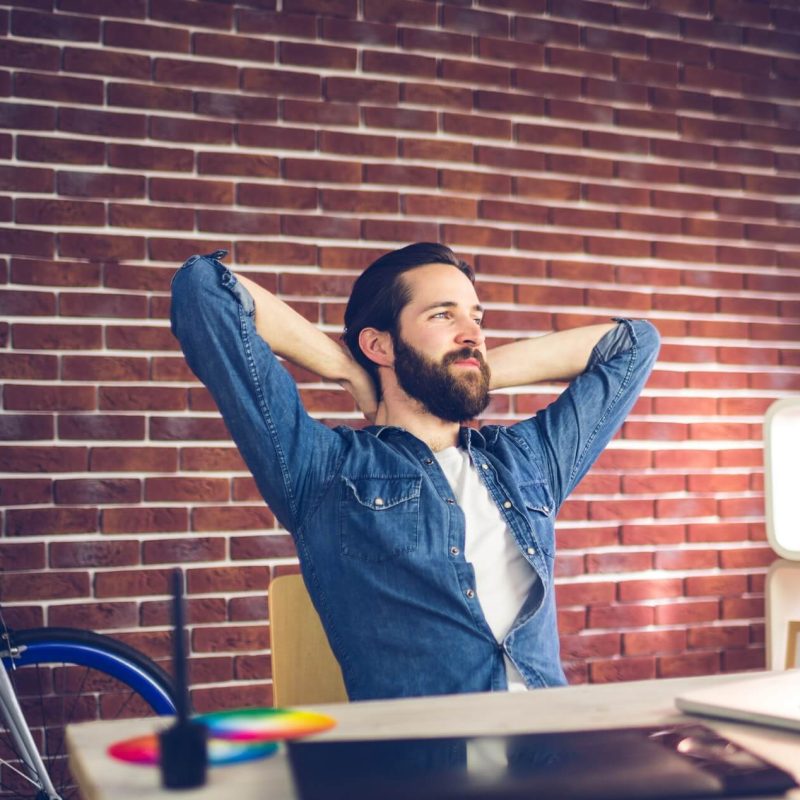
[421,301,484,313]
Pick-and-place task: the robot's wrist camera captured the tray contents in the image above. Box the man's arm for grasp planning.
[236,274,378,421]
[503,319,660,511]
[487,323,616,389]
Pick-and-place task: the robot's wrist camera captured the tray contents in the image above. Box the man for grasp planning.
[171,243,659,701]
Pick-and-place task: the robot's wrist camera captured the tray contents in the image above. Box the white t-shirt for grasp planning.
[434,446,537,691]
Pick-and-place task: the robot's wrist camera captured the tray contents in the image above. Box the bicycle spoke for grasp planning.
[1,627,175,800]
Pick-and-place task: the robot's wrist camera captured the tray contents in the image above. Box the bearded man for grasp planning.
[171,243,659,701]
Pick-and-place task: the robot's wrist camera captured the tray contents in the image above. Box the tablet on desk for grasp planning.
[288,724,797,800]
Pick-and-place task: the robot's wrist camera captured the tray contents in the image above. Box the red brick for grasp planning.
[654,600,719,626]
[722,648,765,672]
[322,14,394,44]
[143,536,225,565]
[322,75,397,104]
[106,82,190,116]
[517,231,582,254]
[0,540,46,571]
[151,0,232,27]
[658,651,720,678]
[17,72,101,107]
[94,568,172,598]
[58,233,144,261]
[362,219,438,243]
[12,8,99,41]
[560,632,620,660]
[2,229,52,263]
[107,143,193,172]
[235,241,317,266]
[142,597,227,628]
[555,581,615,606]
[56,411,144,439]
[62,43,148,78]
[0,38,60,71]
[148,177,233,205]
[89,446,177,472]
[192,31,274,63]
[0,477,51,505]
[588,604,654,629]
[516,283,583,307]
[0,352,57,380]
[589,657,656,683]
[398,84,471,114]
[53,477,140,505]
[624,630,686,656]
[191,506,273,532]
[586,552,652,574]
[619,578,683,601]
[2,571,90,601]
[187,655,235,685]
[230,534,297,559]
[186,565,269,596]
[400,25,473,58]
[6,506,97,536]
[232,478,260,502]
[104,20,189,52]
[194,91,277,121]
[16,134,103,166]
[14,198,103,227]
[197,209,279,235]
[49,540,139,569]
[101,507,187,534]
[149,115,232,145]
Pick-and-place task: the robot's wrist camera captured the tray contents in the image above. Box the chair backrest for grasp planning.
[268,573,348,707]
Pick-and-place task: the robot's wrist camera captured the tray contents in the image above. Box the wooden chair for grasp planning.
[268,573,349,707]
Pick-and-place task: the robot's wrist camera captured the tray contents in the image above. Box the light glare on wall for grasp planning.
[764,398,800,560]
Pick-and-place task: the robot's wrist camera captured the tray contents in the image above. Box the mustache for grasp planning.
[442,348,487,367]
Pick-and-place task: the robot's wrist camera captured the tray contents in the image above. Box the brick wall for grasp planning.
[1,0,799,710]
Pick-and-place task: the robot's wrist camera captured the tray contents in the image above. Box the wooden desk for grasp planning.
[67,672,800,800]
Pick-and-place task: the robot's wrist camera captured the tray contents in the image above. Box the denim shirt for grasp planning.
[171,252,660,701]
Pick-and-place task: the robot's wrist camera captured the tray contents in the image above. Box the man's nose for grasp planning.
[456,317,484,347]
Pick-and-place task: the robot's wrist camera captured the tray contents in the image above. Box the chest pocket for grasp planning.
[518,481,555,558]
[339,476,421,562]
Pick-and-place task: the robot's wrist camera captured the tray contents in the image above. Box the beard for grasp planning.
[392,335,491,423]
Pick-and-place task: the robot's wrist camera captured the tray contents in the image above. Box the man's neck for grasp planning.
[373,398,461,452]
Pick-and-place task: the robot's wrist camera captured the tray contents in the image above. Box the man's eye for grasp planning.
[474,318,484,327]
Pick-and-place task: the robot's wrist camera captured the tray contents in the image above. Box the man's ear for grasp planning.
[358,327,394,368]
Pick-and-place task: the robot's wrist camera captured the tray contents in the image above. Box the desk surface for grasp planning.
[67,672,800,800]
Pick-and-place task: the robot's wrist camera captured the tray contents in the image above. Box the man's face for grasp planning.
[392,263,490,422]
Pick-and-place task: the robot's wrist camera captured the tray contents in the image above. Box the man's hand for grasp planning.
[337,345,378,424]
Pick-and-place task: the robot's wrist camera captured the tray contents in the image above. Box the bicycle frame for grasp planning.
[0,642,61,800]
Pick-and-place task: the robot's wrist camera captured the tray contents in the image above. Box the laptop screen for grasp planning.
[288,724,796,800]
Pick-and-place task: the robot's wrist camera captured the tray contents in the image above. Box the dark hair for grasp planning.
[343,243,475,395]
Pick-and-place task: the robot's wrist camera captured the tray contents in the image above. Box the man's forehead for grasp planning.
[401,262,480,305]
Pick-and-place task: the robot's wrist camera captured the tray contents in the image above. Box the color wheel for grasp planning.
[108,707,335,767]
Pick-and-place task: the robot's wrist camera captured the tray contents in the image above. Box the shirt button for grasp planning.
[450,546,460,556]
[424,458,433,465]
[527,546,535,555]
[503,500,512,509]
[374,497,384,506]
[465,588,475,599]
[481,463,489,470]
[446,498,455,504]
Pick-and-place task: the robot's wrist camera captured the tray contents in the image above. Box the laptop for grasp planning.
[676,670,800,732]
[287,724,796,800]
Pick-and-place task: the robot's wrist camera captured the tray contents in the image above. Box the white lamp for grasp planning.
[764,397,800,560]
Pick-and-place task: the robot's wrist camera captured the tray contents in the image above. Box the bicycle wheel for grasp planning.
[1,627,177,800]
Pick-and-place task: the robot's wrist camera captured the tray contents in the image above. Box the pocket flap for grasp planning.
[341,476,421,510]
